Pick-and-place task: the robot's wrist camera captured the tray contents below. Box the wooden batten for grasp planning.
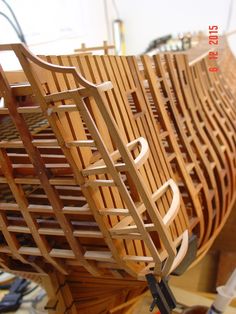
[0,39,235,313]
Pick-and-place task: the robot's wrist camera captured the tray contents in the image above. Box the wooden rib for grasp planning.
[125,58,199,234]
[0,104,78,114]
[74,40,115,55]
[173,53,230,228]
[0,66,100,277]
[80,52,184,264]
[190,60,234,197]
[0,139,95,148]
[0,209,44,274]
[39,53,166,272]
[105,54,189,233]
[13,46,142,277]
[1,38,236,312]
[0,148,66,274]
[199,56,236,191]
[142,53,218,243]
[35,47,188,276]
[78,53,180,236]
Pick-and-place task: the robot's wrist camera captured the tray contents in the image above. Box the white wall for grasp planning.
[1,0,236,69]
[0,0,110,69]
[0,0,109,53]
[115,0,234,54]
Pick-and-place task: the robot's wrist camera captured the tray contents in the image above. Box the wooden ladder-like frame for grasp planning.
[0,43,188,279]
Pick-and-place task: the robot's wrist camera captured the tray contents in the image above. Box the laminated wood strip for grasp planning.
[0,104,78,114]
[43,54,147,264]
[84,54,146,253]
[200,57,236,174]
[182,40,236,253]
[83,54,181,263]
[0,177,77,186]
[142,56,204,233]
[10,48,147,274]
[173,54,230,225]
[33,55,138,271]
[217,37,236,98]
[6,226,103,238]
[125,58,189,239]
[111,56,167,195]
[0,66,100,277]
[1,37,236,310]
[0,210,44,273]
[90,55,178,233]
[148,53,218,243]
[0,113,48,141]
[1,44,189,279]
[126,55,197,236]
[77,90,174,275]
[190,60,234,201]
[0,139,95,148]
[34,47,188,276]
[80,62,189,276]
[74,41,115,55]
[118,55,188,231]
[0,148,66,274]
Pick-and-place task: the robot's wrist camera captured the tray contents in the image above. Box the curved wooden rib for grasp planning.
[0,39,236,313]
[82,137,149,176]
[146,52,227,244]
[75,53,202,239]
[179,36,236,257]
[0,43,188,283]
[39,45,236,258]
[172,54,229,222]
[41,52,191,236]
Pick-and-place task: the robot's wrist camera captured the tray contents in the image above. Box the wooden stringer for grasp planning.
[0,43,189,279]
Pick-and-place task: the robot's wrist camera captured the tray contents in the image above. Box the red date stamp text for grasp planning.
[208,26,219,72]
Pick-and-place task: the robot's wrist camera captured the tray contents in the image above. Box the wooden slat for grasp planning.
[1,41,236,305]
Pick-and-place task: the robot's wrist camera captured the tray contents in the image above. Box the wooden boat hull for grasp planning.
[0,39,235,313]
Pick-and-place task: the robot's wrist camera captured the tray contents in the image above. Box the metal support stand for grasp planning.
[145,234,198,313]
[146,274,176,314]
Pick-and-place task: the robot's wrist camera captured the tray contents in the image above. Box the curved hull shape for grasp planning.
[0,41,235,313]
